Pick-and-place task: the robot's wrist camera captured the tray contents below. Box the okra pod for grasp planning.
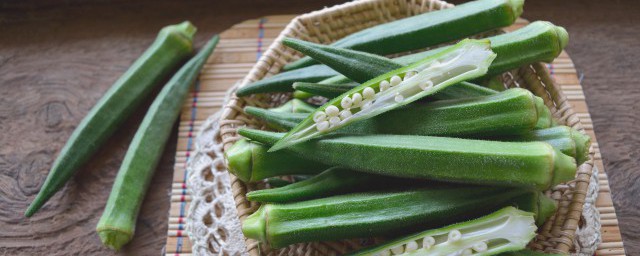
[507,126,591,165]
[293,81,360,99]
[249,88,546,139]
[498,249,566,256]
[271,39,496,150]
[239,129,577,190]
[236,65,338,96]
[242,187,537,248]
[268,98,316,113]
[349,207,536,256]
[225,139,328,182]
[283,0,523,70]
[25,22,196,217]
[283,38,403,83]
[246,167,420,203]
[96,35,218,250]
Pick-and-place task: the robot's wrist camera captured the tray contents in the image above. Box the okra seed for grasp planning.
[329,116,341,126]
[313,112,327,123]
[419,80,434,91]
[394,93,404,103]
[461,248,473,256]
[405,241,418,252]
[352,93,363,107]
[380,80,390,91]
[363,87,375,99]
[339,110,352,119]
[390,245,404,255]
[325,105,339,117]
[422,236,435,249]
[316,121,329,131]
[472,242,487,252]
[341,96,353,109]
[448,229,462,242]
[390,75,402,86]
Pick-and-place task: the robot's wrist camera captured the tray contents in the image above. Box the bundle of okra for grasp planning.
[229,0,587,254]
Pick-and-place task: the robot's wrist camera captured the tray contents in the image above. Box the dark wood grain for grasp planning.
[0,0,638,255]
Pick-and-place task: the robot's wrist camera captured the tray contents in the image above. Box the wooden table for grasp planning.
[1,0,637,255]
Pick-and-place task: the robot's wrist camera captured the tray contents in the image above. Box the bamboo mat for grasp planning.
[164,16,626,256]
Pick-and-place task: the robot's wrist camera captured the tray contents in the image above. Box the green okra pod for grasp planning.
[293,81,360,99]
[284,0,523,70]
[25,21,196,217]
[348,207,536,256]
[224,139,328,182]
[246,167,420,203]
[97,35,219,250]
[271,39,496,150]
[248,88,547,138]
[242,187,540,248]
[236,64,338,96]
[268,98,316,113]
[239,129,577,190]
[507,126,591,165]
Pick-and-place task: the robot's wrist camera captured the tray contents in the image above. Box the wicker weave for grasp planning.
[217,0,595,255]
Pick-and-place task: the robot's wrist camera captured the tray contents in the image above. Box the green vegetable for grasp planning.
[293,81,359,98]
[25,22,196,218]
[393,20,569,78]
[348,207,536,256]
[236,64,338,96]
[282,38,403,83]
[246,167,419,203]
[239,129,576,190]
[238,21,566,97]
[225,139,328,182]
[283,0,523,70]
[96,35,218,250]
[271,39,496,151]
[248,88,546,138]
[242,187,539,248]
[508,126,591,165]
[534,96,553,129]
[268,98,316,113]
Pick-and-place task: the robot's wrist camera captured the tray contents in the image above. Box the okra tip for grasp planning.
[224,139,254,182]
[97,228,132,251]
[241,205,268,243]
[571,129,591,165]
[508,0,525,21]
[551,149,577,188]
[536,194,557,226]
[554,25,569,51]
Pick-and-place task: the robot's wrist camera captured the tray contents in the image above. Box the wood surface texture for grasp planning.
[0,0,638,255]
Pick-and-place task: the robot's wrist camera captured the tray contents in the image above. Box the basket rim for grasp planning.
[215,0,595,254]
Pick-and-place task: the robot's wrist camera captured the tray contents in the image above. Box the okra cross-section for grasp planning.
[349,207,536,256]
[270,39,496,151]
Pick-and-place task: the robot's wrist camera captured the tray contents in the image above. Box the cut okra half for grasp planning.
[349,207,536,256]
[270,39,497,151]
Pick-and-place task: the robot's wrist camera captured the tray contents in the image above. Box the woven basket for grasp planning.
[217,0,595,254]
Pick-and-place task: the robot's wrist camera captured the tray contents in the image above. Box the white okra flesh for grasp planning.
[272,40,496,151]
[354,207,536,256]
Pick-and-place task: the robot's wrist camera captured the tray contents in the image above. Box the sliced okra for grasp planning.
[270,39,497,151]
[349,207,536,256]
